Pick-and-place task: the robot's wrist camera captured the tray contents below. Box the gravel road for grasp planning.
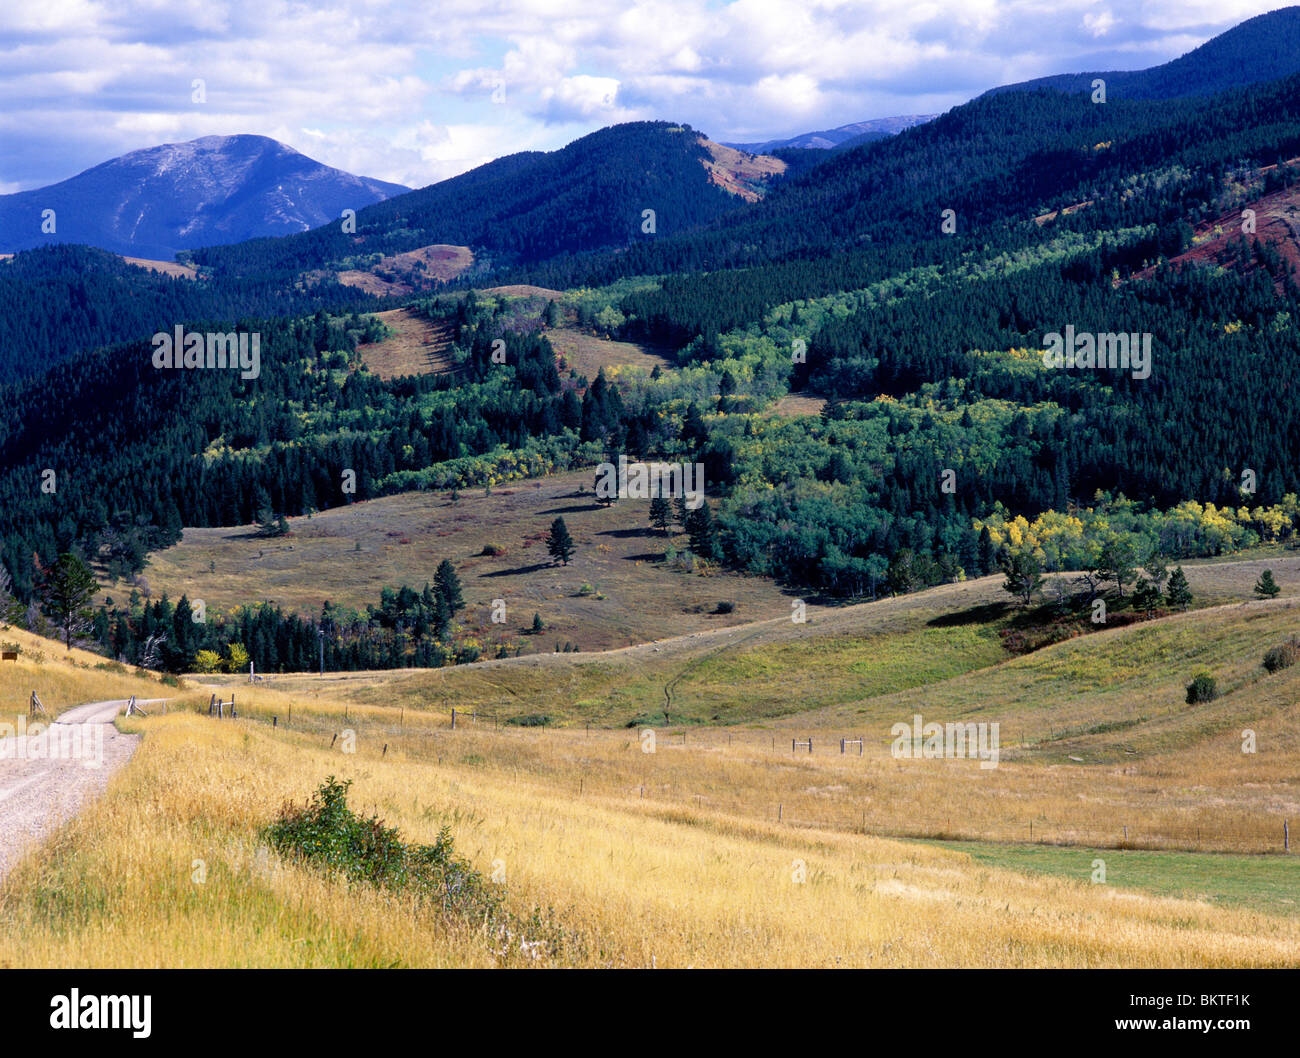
[0,700,153,881]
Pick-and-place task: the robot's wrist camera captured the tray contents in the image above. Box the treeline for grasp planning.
[95,562,487,674]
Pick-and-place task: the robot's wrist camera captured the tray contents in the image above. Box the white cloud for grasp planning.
[0,0,1291,191]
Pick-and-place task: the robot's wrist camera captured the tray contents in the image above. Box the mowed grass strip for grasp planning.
[927,840,1300,918]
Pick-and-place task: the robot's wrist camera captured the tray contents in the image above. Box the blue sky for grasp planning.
[0,0,1292,193]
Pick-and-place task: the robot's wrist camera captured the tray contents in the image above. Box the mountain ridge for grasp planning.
[0,134,410,260]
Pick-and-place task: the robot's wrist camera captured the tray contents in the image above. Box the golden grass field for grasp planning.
[545,325,676,381]
[355,307,458,380]
[7,552,1300,966]
[4,707,1300,968]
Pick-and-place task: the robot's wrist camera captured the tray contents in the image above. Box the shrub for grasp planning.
[1263,639,1300,673]
[481,543,507,556]
[508,714,550,727]
[263,777,500,918]
[714,601,735,614]
[1186,672,1218,704]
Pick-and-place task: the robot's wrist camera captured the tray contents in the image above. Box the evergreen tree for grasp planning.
[38,553,100,649]
[547,517,575,566]
[434,559,465,614]
[1166,567,1193,610]
[649,496,673,535]
[1132,578,1163,615]
[1254,569,1281,599]
[685,504,719,560]
[976,526,997,577]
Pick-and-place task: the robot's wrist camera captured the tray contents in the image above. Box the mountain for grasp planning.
[192,123,781,276]
[723,115,936,154]
[0,135,410,260]
[985,6,1300,101]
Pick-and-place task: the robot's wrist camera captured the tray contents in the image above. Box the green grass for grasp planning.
[929,839,1300,918]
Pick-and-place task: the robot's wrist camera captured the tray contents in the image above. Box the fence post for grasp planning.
[1286,818,1290,852]
[451,708,456,729]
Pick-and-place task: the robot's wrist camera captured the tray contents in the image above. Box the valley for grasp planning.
[7,3,1300,988]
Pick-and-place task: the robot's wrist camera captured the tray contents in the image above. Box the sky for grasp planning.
[0,0,1294,193]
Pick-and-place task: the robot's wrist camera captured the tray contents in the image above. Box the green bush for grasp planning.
[1186,672,1218,704]
[263,777,499,918]
[508,714,550,727]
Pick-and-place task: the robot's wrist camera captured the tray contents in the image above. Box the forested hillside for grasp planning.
[985,7,1300,101]
[10,14,1300,665]
[0,245,377,385]
[190,122,758,278]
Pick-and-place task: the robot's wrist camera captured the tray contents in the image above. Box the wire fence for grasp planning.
[198,702,1297,856]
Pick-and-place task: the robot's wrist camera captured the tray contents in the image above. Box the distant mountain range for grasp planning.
[723,116,936,154]
[984,6,1300,100]
[0,135,409,260]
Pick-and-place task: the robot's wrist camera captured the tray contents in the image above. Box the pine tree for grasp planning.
[685,504,718,560]
[38,553,100,650]
[976,526,997,577]
[1254,569,1281,599]
[649,496,672,535]
[531,612,544,634]
[1132,578,1162,615]
[1166,567,1193,610]
[547,517,575,566]
[434,559,465,614]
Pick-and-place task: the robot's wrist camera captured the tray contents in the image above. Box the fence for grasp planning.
[194,701,1297,856]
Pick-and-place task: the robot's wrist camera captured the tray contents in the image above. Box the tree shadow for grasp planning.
[479,562,554,578]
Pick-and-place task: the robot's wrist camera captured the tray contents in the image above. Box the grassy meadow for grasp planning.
[6,551,1300,966]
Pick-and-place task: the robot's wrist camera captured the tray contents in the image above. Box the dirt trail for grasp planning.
[0,700,156,881]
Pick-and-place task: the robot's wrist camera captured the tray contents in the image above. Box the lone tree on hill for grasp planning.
[1255,569,1281,599]
[547,517,575,566]
[999,549,1043,608]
